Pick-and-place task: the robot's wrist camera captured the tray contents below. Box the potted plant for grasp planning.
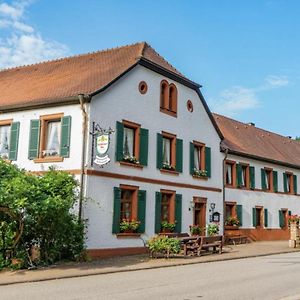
[288,215,300,225]
[189,225,202,236]
[162,163,175,171]
[123,155,139,164]
[207,223,219,236]
[193,168,207,178]
[225,216,240,227]
[161,221,176,233]
[120,219,141,233]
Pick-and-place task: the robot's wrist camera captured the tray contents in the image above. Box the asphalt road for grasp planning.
[2,252,300,300]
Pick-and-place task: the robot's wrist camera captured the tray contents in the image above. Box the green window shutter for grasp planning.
[155,192,162,233]
[288,210,292,216]
[175,138,183,173]
[252,208,257,227]
[189,142,195,175]
[137,190,146,233]
[9,122,20,161]
[261,169,267,190]
[156,133,163,169]
[175,194,182,233]
[264,209,268,228]
[116,121,124,161]
[250,166,255,189]
[236,164,242,187]
[112,187,121,234]
[28,119,40,160]
[60,116,72,158]
[283,173,288,193]
[279,210,284,228]
[293,175,297,194]
[236,204,243,226]
[273,171,278,193]
[139,128,149,166]
[205,146,211,178]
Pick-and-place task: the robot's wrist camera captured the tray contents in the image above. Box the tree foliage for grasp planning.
[0,160,85,269]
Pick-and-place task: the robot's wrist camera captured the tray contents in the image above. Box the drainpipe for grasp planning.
[78,94,89,222]
[223,148,229,233]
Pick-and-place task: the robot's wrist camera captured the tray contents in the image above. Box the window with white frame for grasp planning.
[0,125,11,159]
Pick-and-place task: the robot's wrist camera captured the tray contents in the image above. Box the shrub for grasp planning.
[207,223,220,236]
[0,159,85,270]
[147,236,180,258]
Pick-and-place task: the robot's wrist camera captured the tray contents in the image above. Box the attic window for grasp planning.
[160,80,177,117]
[139,81,148,94]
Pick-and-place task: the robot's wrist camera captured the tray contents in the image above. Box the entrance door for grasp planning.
[193,197,207,232]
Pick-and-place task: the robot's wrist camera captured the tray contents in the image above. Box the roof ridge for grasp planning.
[213,112,296,143]
[0,41,145,73]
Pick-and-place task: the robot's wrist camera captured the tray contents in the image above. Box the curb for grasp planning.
[1,248,300,286]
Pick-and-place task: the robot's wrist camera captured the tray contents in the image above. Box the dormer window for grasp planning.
[160,80,177,117]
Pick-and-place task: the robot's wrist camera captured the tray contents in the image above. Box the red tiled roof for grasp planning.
[213,113,300,167]
[0,42,187,110]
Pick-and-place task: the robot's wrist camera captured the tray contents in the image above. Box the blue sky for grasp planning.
[1,0,300,137]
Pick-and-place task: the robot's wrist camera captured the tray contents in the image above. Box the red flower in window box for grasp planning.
[120,219,141,232]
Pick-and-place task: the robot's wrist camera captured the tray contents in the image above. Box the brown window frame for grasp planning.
[281,208,288,229]
[225,160,236,187]
[240,163,250,189]
[160,189,176,224]
[0,119,13,159]
[160,131,177,174]
[119,184,139,221]
[264,167,273,192]
[225,201,237,219]
[193,141,206,171]
[285,172,294,194]
[160,80,177,117]
[255,206,263,228]
[121,119,141,163]
[34,113,64,163]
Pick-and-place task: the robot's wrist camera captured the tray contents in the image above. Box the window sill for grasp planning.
[224,225,240,230]
[160,168,179,176]
[160,107,177,118]
[192,174,208,181]
[33,156,64,163]
[119,161,143,169]
[116,233,141,238]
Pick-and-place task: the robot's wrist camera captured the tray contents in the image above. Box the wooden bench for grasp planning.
[159,232,190,238]
[198,235,223,256]
[225,234,249,245]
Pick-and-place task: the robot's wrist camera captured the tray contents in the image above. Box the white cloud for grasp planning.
[210,86,260,116]
[0,1,69,69]
[264,75,289,88]
[209,75,289,116]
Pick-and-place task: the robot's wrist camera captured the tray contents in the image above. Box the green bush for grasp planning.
[147,236,180,258]
[0,160,85,270]
[207,223,220,236]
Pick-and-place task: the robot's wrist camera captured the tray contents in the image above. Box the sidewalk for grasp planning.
[1,241,300,286]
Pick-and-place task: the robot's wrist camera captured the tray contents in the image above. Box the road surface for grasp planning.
[2,252,300,300]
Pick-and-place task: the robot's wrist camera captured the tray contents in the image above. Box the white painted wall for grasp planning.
[84,65,224,249]
[0,104,84,171]
[225,154,300,229]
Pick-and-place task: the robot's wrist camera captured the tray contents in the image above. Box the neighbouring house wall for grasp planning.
[225,154,300,240]
[84,65,224,249]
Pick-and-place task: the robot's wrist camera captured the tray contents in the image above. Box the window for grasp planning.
[116,120,149,166]
[283,172,297,194]
[279,209,288,229]
[112,185,146,234]
[190,142,211,178]
[261,168,273,191]
[225,202,236,219]
[160,80,178,117]
[0,120,20,161]
[0,124,11,159]
[29,114,71,162]
[252,206,263,228]
[157,132,182,173]
[225,161,236,186]
[237,163,251,189]
[155,190,182,233]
